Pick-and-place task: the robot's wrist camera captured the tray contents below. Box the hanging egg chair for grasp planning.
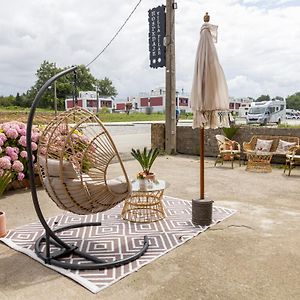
[26,66,148,270]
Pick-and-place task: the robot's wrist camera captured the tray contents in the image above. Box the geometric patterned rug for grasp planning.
[0,196,236,293]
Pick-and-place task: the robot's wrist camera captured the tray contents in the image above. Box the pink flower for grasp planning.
[12,160,24,172]
[6,147,18,161]
[0,139,3,147]
[0,157,11,169]
[17,172,25,181]
[10,152,18,161]
[13,147,19,154]
[6,128,18,139]
[0,133,7,142]
[20,151,28,158]
[18,128,26,136]
[18,136,27,147]
[6,146,15,156]
[40,147,47,155]
[0,169,4,176]
[31,133,39,142]
[31,142,38,151]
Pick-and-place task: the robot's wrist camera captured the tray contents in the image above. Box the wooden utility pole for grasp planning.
[165,0,176,154]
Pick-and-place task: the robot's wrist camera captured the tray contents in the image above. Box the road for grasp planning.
[106,123,151,155]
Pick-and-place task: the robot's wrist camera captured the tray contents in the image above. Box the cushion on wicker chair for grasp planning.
[276,140,296,154]
[39,157,78,179]
[255,139,273,152]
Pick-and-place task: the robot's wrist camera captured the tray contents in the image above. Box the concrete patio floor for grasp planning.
[0,155,299,300]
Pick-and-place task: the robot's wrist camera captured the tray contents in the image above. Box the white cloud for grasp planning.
[0,0,300,100]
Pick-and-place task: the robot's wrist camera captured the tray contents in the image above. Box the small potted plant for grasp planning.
[222,125,240,160]
[131,147,160,181]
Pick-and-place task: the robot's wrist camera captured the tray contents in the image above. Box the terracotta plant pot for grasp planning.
[223,141,235,161]
[145,173,155,181]
[0,211,7,238]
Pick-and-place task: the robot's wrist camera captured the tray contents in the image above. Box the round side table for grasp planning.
[121,179,166,223]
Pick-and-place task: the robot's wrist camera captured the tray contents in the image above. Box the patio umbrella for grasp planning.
[190,13,229,224]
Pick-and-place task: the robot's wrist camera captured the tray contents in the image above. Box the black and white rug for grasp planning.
[0,196,236,293]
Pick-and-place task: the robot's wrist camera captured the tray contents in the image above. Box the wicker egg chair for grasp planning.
[26,66,148,270]
[38,106,131,215]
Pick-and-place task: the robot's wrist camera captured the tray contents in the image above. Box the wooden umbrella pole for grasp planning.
[200,127,205,199]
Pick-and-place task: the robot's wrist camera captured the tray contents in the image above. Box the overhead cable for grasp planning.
[85,0,143,68]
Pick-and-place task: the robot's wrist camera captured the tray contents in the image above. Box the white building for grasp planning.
[115,87,191,113]
[65,91,114,112]
[229,97,253,117]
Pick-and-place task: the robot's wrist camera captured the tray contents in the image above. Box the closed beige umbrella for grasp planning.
[190,13,229,225]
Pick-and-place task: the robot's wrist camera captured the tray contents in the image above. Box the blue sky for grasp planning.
[0,0,300,100]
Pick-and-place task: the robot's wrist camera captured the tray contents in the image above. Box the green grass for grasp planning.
[97,112,166,122]
[0,106,194,123]
[0,106,52,112]
[278,124,300,129]
[0,106,193,122]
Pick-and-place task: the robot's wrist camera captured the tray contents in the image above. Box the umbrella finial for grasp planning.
[204,12,210,22]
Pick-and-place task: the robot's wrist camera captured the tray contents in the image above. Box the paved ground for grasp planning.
[0,155,299,300]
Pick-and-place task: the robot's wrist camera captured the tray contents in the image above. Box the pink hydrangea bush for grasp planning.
[40,124,94,173]
[0,121,41,186]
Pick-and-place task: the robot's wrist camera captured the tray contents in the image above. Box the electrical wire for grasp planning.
[85,0,143,68]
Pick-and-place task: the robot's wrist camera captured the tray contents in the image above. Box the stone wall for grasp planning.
[151,123,300,162]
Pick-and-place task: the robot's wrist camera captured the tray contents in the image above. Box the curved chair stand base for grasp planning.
[35,222,149,270]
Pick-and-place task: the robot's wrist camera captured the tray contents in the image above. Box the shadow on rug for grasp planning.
[0,196,236,293]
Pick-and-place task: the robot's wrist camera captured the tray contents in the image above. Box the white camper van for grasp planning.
[246,100,286,125]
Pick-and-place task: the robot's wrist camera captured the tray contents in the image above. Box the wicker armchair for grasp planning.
[284,145,300,176]
[214,134,241,168]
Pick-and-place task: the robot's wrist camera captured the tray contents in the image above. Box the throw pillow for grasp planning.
[254,139,273,152]
[276,140,296,153]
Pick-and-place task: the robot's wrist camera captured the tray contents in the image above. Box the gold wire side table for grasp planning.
[245,151,273,173]
[121,179,166,223]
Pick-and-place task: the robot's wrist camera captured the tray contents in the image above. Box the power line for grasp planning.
[85,0,143,68]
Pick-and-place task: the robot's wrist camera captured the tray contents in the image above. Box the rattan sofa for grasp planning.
[243,135,300,157]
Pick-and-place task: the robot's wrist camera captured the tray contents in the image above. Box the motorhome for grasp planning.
[246,99,286,125]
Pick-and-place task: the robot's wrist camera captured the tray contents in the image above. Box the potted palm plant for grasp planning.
[131,147,160,181]
[222,125,240,160]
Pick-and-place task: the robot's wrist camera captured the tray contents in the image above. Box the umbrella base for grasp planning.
[192,199,214,226]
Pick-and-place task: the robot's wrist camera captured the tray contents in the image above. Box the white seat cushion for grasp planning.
[86,177,129,195]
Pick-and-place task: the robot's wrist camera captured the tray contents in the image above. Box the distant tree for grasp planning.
[14,92,23,106]
[272,96,284,101]
[256,95,270,102]
[26,62,117,110]
[0,95,15,106]
[95,77,117,97]
[286,92,300,110]
[26,61,58,109]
